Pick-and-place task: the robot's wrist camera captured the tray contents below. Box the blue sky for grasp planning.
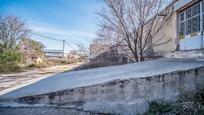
[0,0,103,51]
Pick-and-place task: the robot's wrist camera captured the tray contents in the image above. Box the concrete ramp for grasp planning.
[1,58,204,114]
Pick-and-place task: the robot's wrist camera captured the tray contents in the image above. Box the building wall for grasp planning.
[153,0,200,55]
[153,12,178,56]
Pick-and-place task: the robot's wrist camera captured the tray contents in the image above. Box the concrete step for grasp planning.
[165,49,204,58]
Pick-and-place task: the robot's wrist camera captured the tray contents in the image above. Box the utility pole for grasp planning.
[63,40,65,58]
[31,33,70,59]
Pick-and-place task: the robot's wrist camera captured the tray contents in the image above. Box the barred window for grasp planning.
[203,0,204,12]
[192,3,200,16]
[179,2,200,36]
[186,20,192,35]
[179,22,185,36]
[186,8,192,19]
[203,1,204,31]
[179,11,185,37]
[180,12,184,21]
[192,16,200,33]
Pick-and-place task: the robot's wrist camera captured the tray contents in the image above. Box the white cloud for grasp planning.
[32,26,96,38]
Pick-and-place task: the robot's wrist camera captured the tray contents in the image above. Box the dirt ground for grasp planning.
[0,63,82,96]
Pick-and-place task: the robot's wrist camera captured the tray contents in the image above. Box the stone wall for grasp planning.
[14,67,204,114]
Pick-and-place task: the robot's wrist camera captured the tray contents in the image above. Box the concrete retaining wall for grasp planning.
[14,67,204,114]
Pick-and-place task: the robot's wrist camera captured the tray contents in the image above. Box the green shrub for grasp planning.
[0,51,22,73]
[0,51,22,64]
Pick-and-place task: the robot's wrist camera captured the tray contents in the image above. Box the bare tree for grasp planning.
[98,0,173,62]
[76,43,89,55]
[95,27,123,61]
[0,15,30,52]
[97,27,118,47]
[89,37,111,58]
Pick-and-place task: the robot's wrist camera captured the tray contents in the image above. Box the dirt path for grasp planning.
[0,63,81,96]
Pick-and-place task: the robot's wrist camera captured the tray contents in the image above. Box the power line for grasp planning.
[65,41,71,47]
[31,32,81,51]
[31,32,73,51]
[31,32,63,42]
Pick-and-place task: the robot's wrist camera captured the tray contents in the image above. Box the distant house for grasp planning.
[44,49,68,59]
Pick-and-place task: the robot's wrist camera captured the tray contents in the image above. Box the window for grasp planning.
[186,3,200,35]
[179,2,201,38]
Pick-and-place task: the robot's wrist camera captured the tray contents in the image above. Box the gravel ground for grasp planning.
[1,58,204,100]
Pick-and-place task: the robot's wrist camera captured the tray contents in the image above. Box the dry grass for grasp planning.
[24,58,81,69]
[0,63,22,73]
[145,90,204,115]
[72,61,124,71]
